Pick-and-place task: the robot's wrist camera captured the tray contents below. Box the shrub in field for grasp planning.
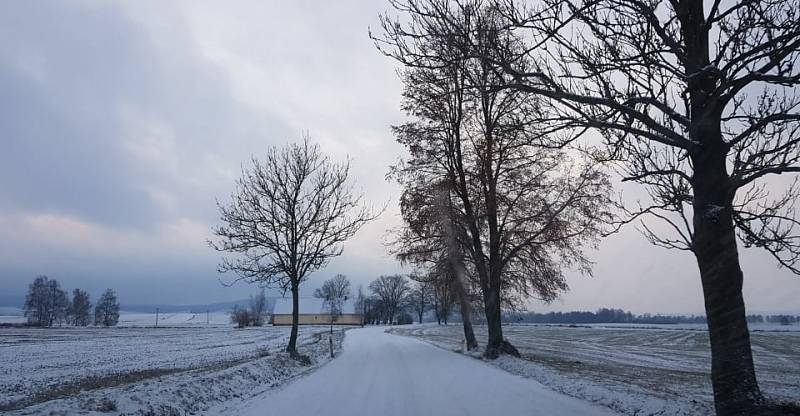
[230,305,251,328]
[81,397,117,412]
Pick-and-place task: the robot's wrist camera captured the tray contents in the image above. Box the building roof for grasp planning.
[273,297,358,315]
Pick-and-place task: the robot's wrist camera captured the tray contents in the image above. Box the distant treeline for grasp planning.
[746,314,799,325]
[22,275,120,327]
[503,308,800,325]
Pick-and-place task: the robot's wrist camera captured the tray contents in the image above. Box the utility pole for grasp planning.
[155,308,159,328]
[206,310,209,325]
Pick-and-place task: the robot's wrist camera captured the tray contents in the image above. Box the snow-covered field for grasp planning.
[0,309,235,327]
[116,310,234,327]
[0,323,346,415]
[390,323,800,416]
[0,307,25,324]
[578,322,800,332]
[3,313,797,416]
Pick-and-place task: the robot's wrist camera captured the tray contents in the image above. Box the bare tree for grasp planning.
[376,1,614,357]
[432,270,455,325]
[94,289,119,327]
[315,274,352,358]
[24,275,50,326]
[23,275,69,327]
[391,179,479,345]
[368,274,411,324]
[314,274,352,308]
[363,296,387,324]
[408,278,433,323]
[250,289,267,327]
[70,288,92,327]
[355,284,367,326]
[436,190,482,350]
[210,138,379,360]
[53,289,70,327]
[406,0,800,413]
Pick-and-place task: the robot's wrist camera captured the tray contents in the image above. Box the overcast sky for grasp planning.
[1,1,798,314]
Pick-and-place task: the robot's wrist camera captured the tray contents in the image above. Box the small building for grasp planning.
[271,297,362,326]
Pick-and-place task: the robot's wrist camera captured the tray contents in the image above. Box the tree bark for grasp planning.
[452,271,478,351]
[478,83,514,358]
[482,274,518,358]
[678,2,764,412]
[287,283,300,357]
[692,146,763,416]
[484,283,503,349]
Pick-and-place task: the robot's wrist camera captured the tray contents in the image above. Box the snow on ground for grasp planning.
[0,307,25,324]
[390,323,800,416]
[0,310,235,327]
[578,322,800,332]
[3,318,796,416]
[216,326,616,416]
[0,324,347,415]
[116,310,234,327]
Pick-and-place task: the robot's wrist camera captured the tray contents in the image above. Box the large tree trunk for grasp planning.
[484,283,502,348]
[482,276,518,359]
[445,234,478,349]
[679,2,764,412]
[692,144,763,416]
[286,283,300,357]
[452,272,478,351]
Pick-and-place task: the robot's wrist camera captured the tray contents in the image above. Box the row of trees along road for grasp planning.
[378,0,614,358]
[312,274,426,328]
[375,1,800,415]
[210,138,380,361]
[358,274,457,326]
[23,275,119,327]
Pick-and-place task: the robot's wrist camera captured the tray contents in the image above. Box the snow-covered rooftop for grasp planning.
[273,297,358,315]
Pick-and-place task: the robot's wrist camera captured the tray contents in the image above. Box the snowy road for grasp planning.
[233,326,615,416]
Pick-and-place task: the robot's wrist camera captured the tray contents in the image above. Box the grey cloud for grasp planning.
[0,1,290,229]
[0,1,796,313]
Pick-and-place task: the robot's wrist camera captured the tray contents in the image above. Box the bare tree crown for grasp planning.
[491,0,800,271]
[210,138,380,290]
[315,274,352,317]
[379,1,614,306]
